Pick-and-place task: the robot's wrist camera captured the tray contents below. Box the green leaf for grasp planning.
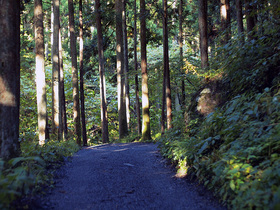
[230,180,235,191]
[9,157,25,167]
[198,141,209,154]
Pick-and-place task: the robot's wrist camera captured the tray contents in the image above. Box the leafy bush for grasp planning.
[212,26,280,98]
[0,140,79,209]
[159,88,280,209]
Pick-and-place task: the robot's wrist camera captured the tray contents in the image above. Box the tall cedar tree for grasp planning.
[79,0,87,146]
[198,0,209,68]
[245,0,256,40]
[236,0,244,42]
[96,0,109,143]
[0,0,20,159]
[52,0,61,140]
[35,0,49,145]
[68,0,82,145]
[116,0,128,138]
[140,0,152,140]
[163,0,172,130]
[134,0,141,135]
[161,0,167,134]
[59,24,68,140]
[220,0,231,44]
[179,0,185,109]
[123,0,130,130]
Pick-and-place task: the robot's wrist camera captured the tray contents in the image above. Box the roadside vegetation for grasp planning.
[158,25,280,209]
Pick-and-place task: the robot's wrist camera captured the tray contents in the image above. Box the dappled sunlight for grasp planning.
[0,77,16,107]
[113,148,129,152]
[174,159,189,178]
[183,59,197,74]
[220,4,227,20]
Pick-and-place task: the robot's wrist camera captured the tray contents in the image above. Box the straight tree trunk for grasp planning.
[35,0,48,145]
[59,23,67,140]
[245,0,256,40]
[134,0,141,135]
[179,0,185,110]
[0,0,20,159]
[140,0,152,140]
[52,0,61,140]
[96,0,109,143]
[236,0,244,42]
[68,0,82,145]
[163,0,172,130]
[198,0,209,68]
[161,62,166,135]
[79,0,87,146]
[116,0,128,139]
[220,0,231,44]
[122,0,130,130]
[161,0,167,135]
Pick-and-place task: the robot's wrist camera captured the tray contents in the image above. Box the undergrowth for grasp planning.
[159,88,280,209]
[159,24,280,209]
[0,140,80,209]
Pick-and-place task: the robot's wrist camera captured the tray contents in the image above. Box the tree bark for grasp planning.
[236,0,244,41]
[52,0,61,140]
[96,0,109,143]
[79,0,87,146]
[179,0,185,110]
[245,0,256,40]
[198,0,209,69]
[116,0,128,139]
[220,0,231,44]
[68,0,81,145]
[163,0,172,130]
[122,0,130,130]
[59,22,67,140]
[134,0,141,135]
[161,0,167,135]
[0,0,20,159]
[35,0,48,145]
[140,0,152,140]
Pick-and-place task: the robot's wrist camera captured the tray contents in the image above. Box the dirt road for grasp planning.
[39,143,226,210]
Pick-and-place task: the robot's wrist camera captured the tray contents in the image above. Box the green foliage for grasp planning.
[0,140,79,209]
[159,88,280,209]
[214,35,280,97]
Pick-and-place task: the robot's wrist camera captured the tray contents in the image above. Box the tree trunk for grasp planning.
[35,0,48,145]
[236,0,244,42]
[198,0,209,69]
[163,0,172,130]
[134,0,141,135]
[79,0,87,146]
[123,0,130,130]
[116,0,128,139]
[220,0,231,44]
[68,0,81,145]
[245,0,256,40]
[161,62,166,134]
[161,0,167,135]
[0,0,20,159]
[59,22,67,140]
[96,0,109,143]
[140,0,152,140]
[179,0,185,110]
[52,0,61,140]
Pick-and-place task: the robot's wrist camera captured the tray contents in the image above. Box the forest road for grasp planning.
[38,142,226,210]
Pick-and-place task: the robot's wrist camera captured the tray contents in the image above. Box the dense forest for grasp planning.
[0,0,279,209]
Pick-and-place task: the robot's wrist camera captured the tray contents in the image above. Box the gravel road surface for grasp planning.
[39,143,226,210]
